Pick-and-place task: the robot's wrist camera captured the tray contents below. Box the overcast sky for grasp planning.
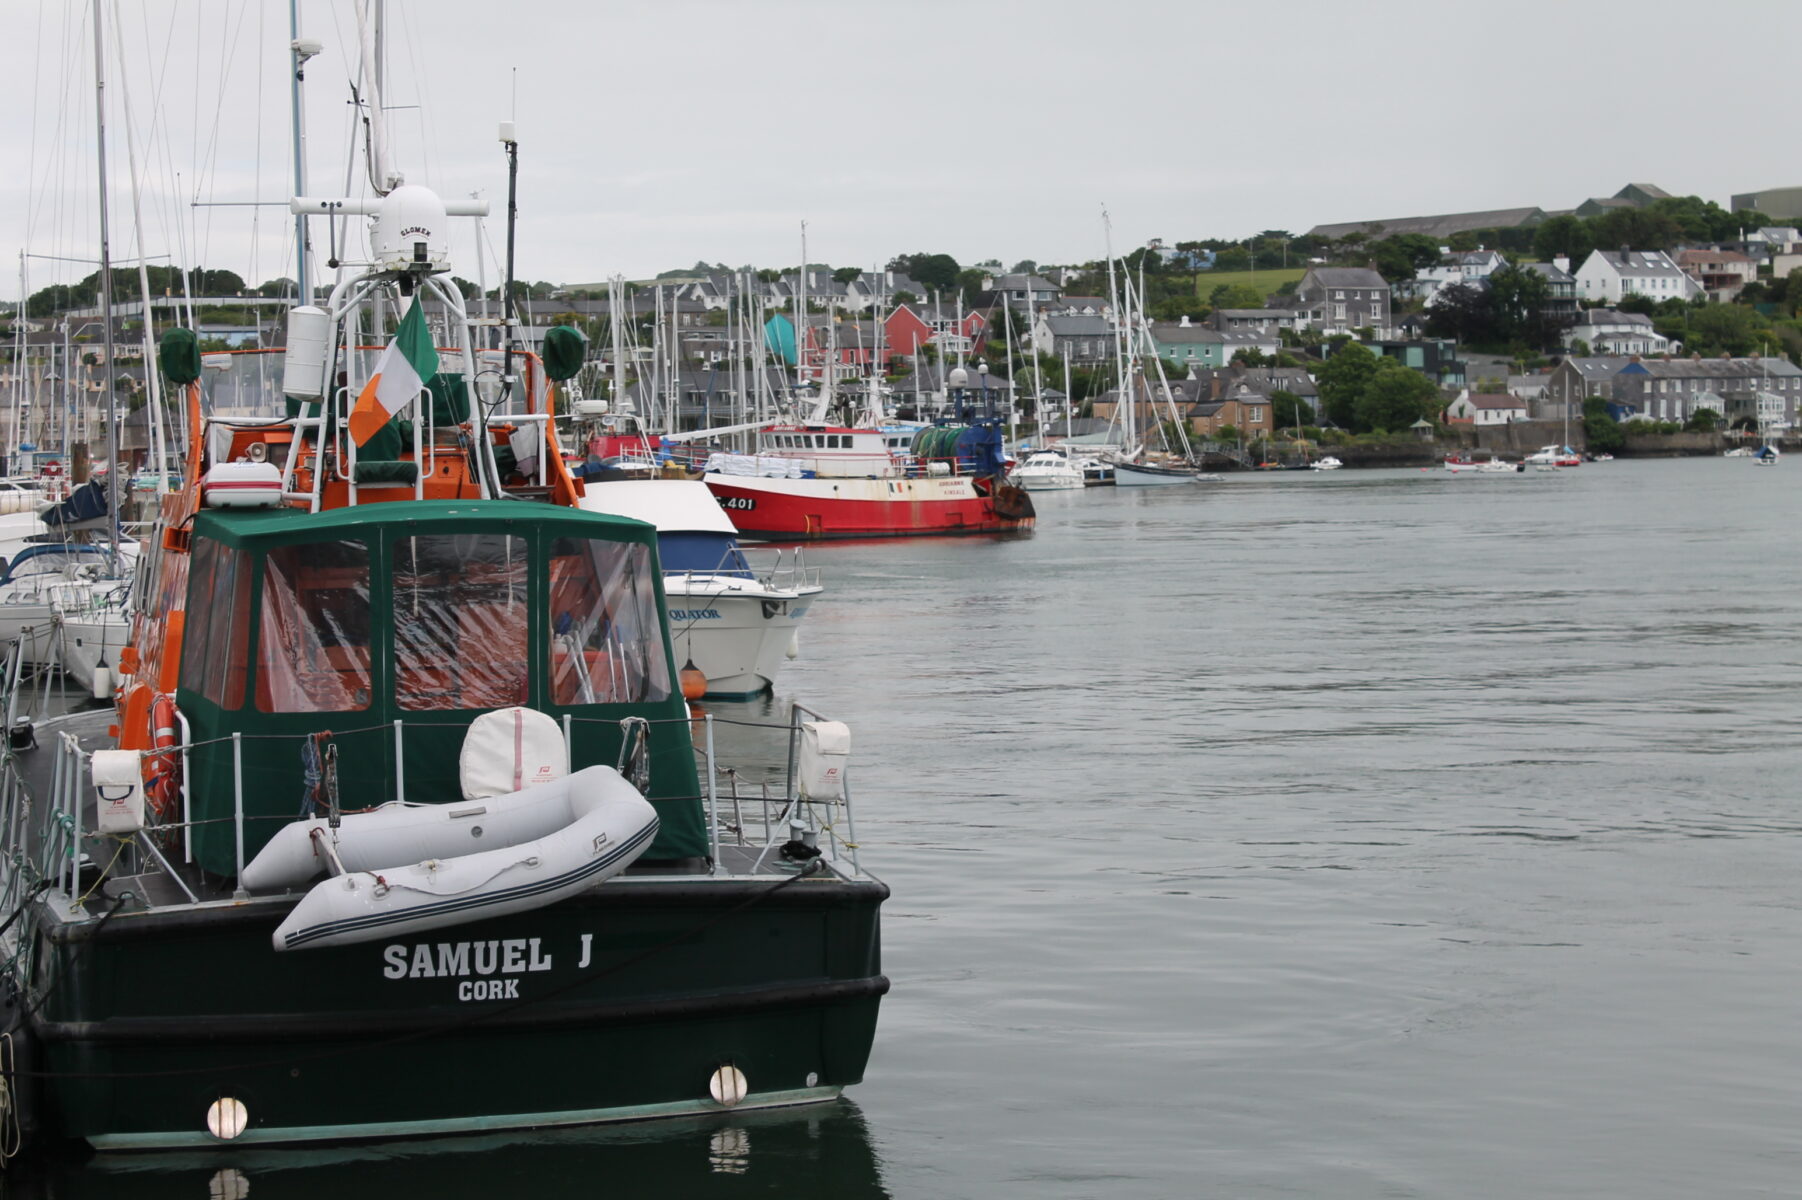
[4,0,1796,302]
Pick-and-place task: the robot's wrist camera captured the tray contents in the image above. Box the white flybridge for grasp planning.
[578,479,823,697]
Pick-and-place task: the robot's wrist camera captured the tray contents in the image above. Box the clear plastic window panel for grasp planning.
[393,534,529,711]
[547,538,672,705]
[257,540,373,713]
[180,539,251,709]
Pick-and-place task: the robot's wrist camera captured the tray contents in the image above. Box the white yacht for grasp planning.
[578,479,823,697]
[1011,450,1085,491]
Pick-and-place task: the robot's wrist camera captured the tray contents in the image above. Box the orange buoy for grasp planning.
[679,659,707,702]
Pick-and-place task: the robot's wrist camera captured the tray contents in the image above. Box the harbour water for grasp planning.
[23,458,1802,1198]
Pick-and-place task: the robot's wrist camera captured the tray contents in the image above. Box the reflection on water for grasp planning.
[12,1101,888,1199]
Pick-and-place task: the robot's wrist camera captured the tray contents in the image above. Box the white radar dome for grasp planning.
[371,185,450,274]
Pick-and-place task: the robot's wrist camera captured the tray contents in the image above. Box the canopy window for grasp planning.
[393,533,529,711]
[547,538,671,705]
[257,540,373,713]
[180,539,252,710]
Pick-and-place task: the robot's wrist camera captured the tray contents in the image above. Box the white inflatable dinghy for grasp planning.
[246,765,659,951]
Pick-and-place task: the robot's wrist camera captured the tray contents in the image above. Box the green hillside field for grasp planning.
[1192,267,1307,299]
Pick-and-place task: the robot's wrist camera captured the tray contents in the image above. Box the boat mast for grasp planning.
[1102,208,1132,452]
[109,22,168,492]
[8,254,22,474]
[608,275,628,417]
[289,0,317,306]
[91,0,120,560]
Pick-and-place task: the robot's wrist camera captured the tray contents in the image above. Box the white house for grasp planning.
[1573,249,1702,304]
[1406,248,1511,303]
[1444,389,1527,426]
[1565,308,1674,356]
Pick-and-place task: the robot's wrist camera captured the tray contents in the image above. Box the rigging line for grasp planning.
[22,0,48,251]
[195,0,256,282]
[141,2,188,307]
[395,0,430,186]
[34,2,81,284]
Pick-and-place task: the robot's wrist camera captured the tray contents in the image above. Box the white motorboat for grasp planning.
[1524,444,1582,467]
[1752,444,1780,466]
[578,479,823,697]
[1011,451,1085,491]
[53,582,132,698]
[1724,447,1754,458]
[1443,455,1516,474]
[1309,456,1344,471]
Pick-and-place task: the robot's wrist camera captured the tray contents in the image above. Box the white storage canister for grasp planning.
[92,748,146,834]
[202,462,284,508]
[797,720,851,802]
[282,305,332,401]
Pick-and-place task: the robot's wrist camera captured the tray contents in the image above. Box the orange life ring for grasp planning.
[145,694,182,821]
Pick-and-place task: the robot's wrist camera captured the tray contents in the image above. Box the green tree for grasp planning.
[1678,302,1764,357]
[1588,207,1683,253]
[1269,389,1311,430]
[1355,359,1438,431]
[1684,405,1720,433]
[1208,283,1266,310]
[1532,214,1594,265]
[1370,234,1444,283]
[954,268,989,307]
[1486,264,1555,348]
[887,252,960,292]
[831,266,863,284]
[1584,396,1625,452]
[1316,341,1379,428]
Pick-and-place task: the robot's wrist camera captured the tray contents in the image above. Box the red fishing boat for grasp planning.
[702,422,1033,541]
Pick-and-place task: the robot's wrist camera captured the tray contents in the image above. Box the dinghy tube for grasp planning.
[248,766,659,951]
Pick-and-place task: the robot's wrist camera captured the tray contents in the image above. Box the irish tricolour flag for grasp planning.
[349,299,439,446]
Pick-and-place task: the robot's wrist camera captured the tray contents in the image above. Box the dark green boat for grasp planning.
[0,171,885,1150]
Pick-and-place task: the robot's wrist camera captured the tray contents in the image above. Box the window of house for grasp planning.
[257,540,372,713]
[547,538,671,705]
[393,533,529,711]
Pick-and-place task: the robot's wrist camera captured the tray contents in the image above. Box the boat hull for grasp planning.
[703,473,1032,540]
[664,579,821,698]
[21,874,887,1148]
[1013,473,1084,491]
[1112,461,1203,487]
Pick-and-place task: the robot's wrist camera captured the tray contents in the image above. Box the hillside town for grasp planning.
[6,180,1800,465]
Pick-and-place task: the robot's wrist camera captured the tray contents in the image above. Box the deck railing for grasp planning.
[0,688,868,927]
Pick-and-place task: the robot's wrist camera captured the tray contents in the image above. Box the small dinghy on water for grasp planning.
[247,764,659,951]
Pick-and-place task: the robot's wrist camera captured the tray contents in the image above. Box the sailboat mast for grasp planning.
[92,0,120,559]
[1102,209,1131,449]
[289,0,315,305]
[110,23,167,492]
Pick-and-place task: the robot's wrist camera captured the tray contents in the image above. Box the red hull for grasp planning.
[704,473,1033,541]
